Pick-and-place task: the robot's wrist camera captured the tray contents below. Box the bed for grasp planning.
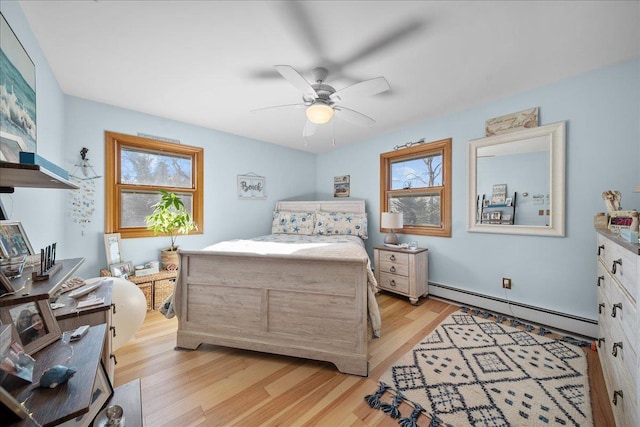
[174,200,380,376]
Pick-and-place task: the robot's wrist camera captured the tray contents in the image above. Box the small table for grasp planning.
[374,246,429,304]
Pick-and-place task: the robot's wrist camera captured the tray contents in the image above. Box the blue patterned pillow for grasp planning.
[271,211,316,235]
[314,211,368,239]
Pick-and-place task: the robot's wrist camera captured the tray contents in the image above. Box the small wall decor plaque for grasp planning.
[334,175,350,198]
[237,173,266,200]
[485,107,538,136]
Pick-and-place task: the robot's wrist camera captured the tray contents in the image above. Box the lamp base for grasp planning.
[384,232,399,245]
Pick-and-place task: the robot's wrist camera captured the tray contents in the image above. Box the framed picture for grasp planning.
[334,175,350,198]
[0,300,61,355]
[0,269,17,295]
[0,13,37,164]
[505,197,513,206]
[482,199,489,208]
[104,233,123,266]
[0,221,34,259]
[65,361,113,426]
[110,261,133,278]
[502,214,513,222]
[0,386,28,421]
[490,211,501,220]
[237,173,266,200]
[481,213,490,221]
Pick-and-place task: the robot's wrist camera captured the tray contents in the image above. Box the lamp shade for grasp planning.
[306,103,334,124]
[381,212,403,229]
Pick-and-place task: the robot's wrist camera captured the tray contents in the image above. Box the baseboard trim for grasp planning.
[428,282,598,339]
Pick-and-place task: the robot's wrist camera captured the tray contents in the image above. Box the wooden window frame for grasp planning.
[380,138,452,237]
[105,131,204,238]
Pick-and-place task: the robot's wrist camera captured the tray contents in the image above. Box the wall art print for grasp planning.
[69,176,96,235]
[0,13,36,163]
[237,173,266,200]
[334,175,350,198]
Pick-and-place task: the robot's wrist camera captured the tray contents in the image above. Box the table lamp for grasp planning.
[381,212,403,244]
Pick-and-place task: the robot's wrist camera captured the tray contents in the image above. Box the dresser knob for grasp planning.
[611,258,622,274]
[597,244,604,256]
[389,266,396,273]
[596,276,604,287]
[611,302,622,318]
[111,303,116,314]
[597,337,605,348]
[389,280,396,287]
[598,303,605,314]
[110,326,116,338]
[612,341,623,357]
[612,390,623,406]
[110,354,118,365]
[389,254,396,261]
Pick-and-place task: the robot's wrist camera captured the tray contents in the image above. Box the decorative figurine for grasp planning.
[39,365,77,388]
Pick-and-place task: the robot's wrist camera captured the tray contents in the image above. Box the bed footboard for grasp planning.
[175,250,370,376]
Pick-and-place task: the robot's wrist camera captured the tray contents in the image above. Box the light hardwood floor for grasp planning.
[114,293,615,426]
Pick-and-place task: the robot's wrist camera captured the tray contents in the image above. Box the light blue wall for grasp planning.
[62,97,316,277]
[0,2,67,257]
[316,58,640,321]
[3,1,638,323]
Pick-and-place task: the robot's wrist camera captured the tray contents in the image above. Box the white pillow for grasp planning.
[271,211,316,235]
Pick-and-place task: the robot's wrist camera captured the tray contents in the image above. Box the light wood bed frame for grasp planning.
[174,200,371,376]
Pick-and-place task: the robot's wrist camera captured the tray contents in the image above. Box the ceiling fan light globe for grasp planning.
[306,104,334,124]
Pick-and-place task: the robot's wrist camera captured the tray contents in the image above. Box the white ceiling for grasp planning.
[18,1,640,153]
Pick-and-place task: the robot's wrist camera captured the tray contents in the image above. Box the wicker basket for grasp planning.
[137,282,153,311]
[154,279,175,310]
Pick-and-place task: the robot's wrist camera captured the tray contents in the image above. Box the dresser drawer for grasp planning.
[378,272,409,294]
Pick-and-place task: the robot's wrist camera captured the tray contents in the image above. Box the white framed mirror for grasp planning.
[468,121,565,236]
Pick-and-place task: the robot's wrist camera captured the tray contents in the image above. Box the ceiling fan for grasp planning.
[253,65,390,137]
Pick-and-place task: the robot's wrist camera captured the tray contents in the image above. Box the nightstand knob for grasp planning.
[596,276,604,287]
[110,326,116,337]
[389,280,396,287]
[389,266,396,273]
[110,354,118,365]
[389,254,396,261]
[597,244,604,256]
[111,303,116,314]
[598,303,605,314]
[597,337,605,348]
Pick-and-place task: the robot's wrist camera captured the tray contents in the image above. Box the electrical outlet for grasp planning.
[502,277,512,289]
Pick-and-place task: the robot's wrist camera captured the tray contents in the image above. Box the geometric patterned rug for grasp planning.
[365,310,593,427]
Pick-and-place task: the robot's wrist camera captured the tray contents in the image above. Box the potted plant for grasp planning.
[145,190,197,269]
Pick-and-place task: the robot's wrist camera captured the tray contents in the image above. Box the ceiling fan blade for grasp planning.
[274,65,318,99]
[250,103,306,114]
[303,120,318,137]
[330,77,390,102]
[334,106,376,127]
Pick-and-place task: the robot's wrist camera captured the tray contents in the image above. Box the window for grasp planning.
[105,131,204,238]
[380,138,451,237]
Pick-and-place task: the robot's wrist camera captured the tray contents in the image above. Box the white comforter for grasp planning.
[202,234,382,337]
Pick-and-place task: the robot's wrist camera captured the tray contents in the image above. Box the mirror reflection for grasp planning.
[468,122,565,237]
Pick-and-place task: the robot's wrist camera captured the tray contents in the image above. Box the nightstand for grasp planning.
[374,246,428,304]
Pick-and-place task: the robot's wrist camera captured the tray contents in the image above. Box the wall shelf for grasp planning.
[0,161,79,192]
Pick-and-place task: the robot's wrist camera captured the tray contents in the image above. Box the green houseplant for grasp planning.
[145,190,197,268]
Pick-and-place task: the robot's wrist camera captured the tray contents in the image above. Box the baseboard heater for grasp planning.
[428,282,598,339]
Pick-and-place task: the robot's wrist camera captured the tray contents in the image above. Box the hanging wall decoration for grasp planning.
[334,175,350,198]
[0,13,36,163]
[237,173,266,200]
[69,177,96,235]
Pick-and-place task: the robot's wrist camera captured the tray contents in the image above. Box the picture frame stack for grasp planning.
[104,233,133,278]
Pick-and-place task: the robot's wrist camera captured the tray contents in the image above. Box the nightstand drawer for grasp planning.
[379,259,409,276]
[378,272,409,294]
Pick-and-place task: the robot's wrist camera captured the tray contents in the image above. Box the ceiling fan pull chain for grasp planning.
[332,119,336,147]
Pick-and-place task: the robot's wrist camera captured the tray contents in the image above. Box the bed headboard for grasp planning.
[275,200,365,214]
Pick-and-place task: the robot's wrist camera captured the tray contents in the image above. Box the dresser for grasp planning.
[596,230,638,427]
[374,246,428,304]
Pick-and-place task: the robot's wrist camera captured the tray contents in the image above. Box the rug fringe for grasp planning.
[459,305,591,347]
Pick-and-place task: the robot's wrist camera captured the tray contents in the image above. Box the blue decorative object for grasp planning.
[39,365,77,388]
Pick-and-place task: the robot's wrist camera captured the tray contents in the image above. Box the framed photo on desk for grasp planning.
[0,300,60,355]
